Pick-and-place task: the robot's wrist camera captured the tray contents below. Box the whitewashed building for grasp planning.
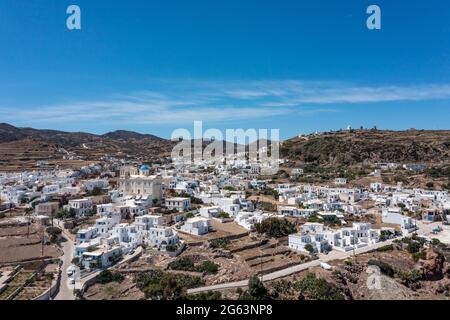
[119,165,162,201]
[165,197,191,212]
[67,198,93,216]
[180,217,212,235]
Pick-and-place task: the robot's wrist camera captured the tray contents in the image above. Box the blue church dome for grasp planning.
[140,165,150,171]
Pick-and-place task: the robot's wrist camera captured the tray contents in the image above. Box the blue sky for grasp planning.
[0,0,449,140]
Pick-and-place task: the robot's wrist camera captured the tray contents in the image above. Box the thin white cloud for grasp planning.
[1,80,450,126]
[217,81,450,105]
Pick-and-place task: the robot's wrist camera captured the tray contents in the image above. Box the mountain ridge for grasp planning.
[0,123,167,144]
[1,123,450,167]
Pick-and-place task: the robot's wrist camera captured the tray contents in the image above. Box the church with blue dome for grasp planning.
[119,165,162,202]
[139,165,151,176]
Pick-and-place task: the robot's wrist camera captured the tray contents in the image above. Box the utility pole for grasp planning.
[260,239,264,282]
[41,227,45,257]
[27,214,31,239]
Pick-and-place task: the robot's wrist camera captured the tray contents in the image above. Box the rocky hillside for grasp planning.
[0,123,176,167]
[2,124,450,168]
[281,129,450,166]
[0,123,167,146]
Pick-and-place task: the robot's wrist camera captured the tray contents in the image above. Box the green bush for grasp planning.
[304,243,314,254]
[168,257,219,274]
[412,250,427,262]
[196,261,219,274]
[307,214,321,223]
[96,270,124,284]
[396,269,422,289]
[165,244,177,252]
[263,188,279,199]
[407,241,421,254]
[185,212,195,218]
[239,275,269,300]
[168,257,195,271]
[254,218,296,238]
[271,279,292,295]
[191,197,204,205]
[46,226,62,235]
[217,212,230,219]
[188,291,222,300]
[425,166,450,179]
[46,226,62,243]
[55,208,76,220]
[135,270,163,290]
[379,230,394,241]
[135,270,203,300]
[88,187,103,196]
[295,273,344,300]
[431,238,441,246]
[209,238,230,249]
[376,244,394,252]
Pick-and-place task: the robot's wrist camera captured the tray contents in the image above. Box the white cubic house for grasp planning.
[180,217,212,235]
[165,197,191,212]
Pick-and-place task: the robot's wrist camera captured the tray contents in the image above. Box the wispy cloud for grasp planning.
[216,81,450,105]
[1,80,450,126]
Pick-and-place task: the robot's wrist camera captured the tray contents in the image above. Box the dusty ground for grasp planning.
[0,138,94,172]
[248,195,282,208]
[0,219,62,264]
[83,275,145,300]
[0,262,58,300]
[178,220,248,243]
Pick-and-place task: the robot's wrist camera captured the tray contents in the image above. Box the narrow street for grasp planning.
[54,220,75,300]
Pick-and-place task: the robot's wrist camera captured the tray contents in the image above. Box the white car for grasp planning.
[67,265,75,277]
[320,262,332,271]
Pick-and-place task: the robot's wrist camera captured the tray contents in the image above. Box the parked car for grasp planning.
[320,262,332,271]
[67,265,75,277]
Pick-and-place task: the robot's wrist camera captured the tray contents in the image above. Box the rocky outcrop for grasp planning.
[421,249,445,281]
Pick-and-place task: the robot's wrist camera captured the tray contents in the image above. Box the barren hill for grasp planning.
[281,129,450,166]
[1,124,450,171]
[0,123,176,170]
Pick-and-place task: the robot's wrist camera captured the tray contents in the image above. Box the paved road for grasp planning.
[53,220,75,300]
[53,236,75,300]
[188,222,441,294]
